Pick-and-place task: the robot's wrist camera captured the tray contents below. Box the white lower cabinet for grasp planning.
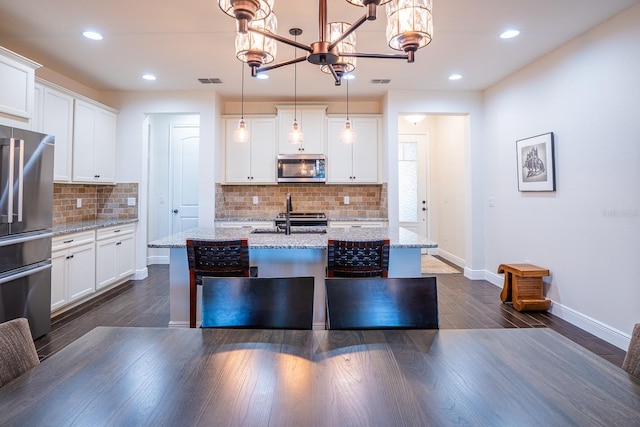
[96,224,136,290]
[52,224,136,312]
[51,231,96,311]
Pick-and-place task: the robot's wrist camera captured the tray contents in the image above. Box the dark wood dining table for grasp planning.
[1,327,638,426]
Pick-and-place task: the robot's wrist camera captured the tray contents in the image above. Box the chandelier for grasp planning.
[218,0,433,85]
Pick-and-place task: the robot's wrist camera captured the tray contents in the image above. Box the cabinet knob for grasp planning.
[173,209,179,214]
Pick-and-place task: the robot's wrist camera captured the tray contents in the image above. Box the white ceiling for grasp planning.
[0,0,637,101]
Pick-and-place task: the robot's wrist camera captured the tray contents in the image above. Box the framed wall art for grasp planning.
[516,132,556,191]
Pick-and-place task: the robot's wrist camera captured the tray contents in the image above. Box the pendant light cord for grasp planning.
[346,76,350,121]
[294,34,298,122]
[241,62,245,120]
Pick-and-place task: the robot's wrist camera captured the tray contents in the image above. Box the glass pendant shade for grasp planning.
[235,12,278,68]
[340,119,356,144]
[288,120,303,144]
[219,0,274,31]
[346,0,392,6]
[386,0,433,53]
[234,119,250,142]
[320,22,357,76]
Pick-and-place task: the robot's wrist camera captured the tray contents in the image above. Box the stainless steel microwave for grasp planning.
[277,154,326,183]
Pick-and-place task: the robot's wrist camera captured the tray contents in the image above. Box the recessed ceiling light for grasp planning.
[448,74,463,81]
[343,73,355,80]
[256,73,269,80]
[82,30,103,41]
[142,74,157,81]
[500,29,520,39]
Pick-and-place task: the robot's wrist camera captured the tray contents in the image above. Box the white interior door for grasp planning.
[171,125,199,233]
[398,134,429,249]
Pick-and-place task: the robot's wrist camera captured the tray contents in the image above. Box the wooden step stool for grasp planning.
[497,263,551,311]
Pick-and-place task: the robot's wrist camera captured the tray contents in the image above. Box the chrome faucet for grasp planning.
[285,193,292,235]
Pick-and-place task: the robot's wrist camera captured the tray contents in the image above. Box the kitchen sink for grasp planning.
[250,228,327,235]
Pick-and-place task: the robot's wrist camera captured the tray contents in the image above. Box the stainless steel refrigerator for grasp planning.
[0,125,54,339]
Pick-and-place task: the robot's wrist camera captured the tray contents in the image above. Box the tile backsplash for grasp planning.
[53,183,139,225]
[215,183,387,218]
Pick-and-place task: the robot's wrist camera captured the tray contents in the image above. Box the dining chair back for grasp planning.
[201,277,315,330]
[0,318,40,388]
[325,276,439,330]
[327,239,390,278]
[622,323,640,379]
[186,238,250,328]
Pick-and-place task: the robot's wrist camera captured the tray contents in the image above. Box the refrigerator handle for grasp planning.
[0,262,52,286]
[17,139,24,222]
[6,138,15,224]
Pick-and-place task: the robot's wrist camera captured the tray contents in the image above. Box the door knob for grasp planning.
[173,209,179,214]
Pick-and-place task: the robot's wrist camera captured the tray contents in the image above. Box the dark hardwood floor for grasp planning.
[35,262,627,367]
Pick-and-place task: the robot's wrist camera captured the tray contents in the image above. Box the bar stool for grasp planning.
[186,238,250,328]
[327,239,390,278]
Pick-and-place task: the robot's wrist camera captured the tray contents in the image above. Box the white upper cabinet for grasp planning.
[73,99,117,184]
[0,46,40,127]
[33,82,74,182]
[276,105,327,154]
[327,116,380,184]
[225,117,277,184]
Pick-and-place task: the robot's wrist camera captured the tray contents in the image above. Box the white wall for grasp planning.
[483,4,640,347]
[101,90,222,278]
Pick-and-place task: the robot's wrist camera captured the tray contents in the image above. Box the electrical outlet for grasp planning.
[127,197,136,206]
[344,196,350,205]
[76,198,82,208]
[253,196,259,205]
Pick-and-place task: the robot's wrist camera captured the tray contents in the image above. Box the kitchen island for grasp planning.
[149,226,437,328]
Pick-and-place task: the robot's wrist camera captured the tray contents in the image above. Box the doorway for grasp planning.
[147,114,200,265]
[398,114,467,266]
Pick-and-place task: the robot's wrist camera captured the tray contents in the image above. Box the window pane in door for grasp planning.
[399,142,418,222]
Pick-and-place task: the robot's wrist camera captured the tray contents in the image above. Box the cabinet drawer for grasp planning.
[96,224,135,240]
[52,231,95,251]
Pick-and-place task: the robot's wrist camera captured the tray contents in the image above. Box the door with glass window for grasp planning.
[398,134,429,246]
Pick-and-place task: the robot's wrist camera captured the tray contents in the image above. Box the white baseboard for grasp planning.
[435,249,465,268]
[147,255,170,265]
[471,269,631,350]
[132,267,148,280]
[168,320,190,328]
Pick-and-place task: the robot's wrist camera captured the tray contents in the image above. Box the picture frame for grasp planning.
[516,132,556,191]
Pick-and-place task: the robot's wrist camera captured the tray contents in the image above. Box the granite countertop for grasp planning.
[148,226,436,250]
[53,218,139,236]
[215,217,389,222]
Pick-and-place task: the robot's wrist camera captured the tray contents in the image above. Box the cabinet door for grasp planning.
[277,107,326,154]
[249,118,276,183]
[351,117,378,183]
[96,238,117,290]
[0,48,36,121]
[43,87,74,182]
[225,119,252,183]
[116,233,135,279]
[68,242,96,301]
[50,250,68,311]
[93,108,116,183]
[327,118,354,183]
[72,99,97,182]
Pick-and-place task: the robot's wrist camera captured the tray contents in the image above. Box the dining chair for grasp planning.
[326,238,390,278]
[186,238,250,328]
[325,276,439,330]
[201,276,315,330]
[622,323,640,378]
[0,318,40,388]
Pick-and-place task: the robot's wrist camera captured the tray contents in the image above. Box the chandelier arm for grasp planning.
[253,56,307,75]
[247,27,312,53]
[327,65,341,86]
[327,14,368,52]
[342,52,412,61]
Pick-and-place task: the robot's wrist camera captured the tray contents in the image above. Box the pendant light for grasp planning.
[233,63,250,143]
[288,28,303,145]
[340,76,356,143]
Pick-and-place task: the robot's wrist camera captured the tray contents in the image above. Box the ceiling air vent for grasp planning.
[370,79,391,84]
[198,78,223,84]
